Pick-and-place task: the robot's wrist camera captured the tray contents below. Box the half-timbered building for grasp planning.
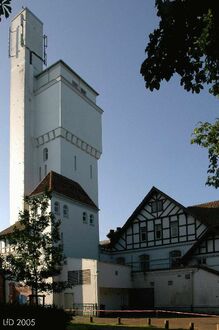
[99,186,219,312]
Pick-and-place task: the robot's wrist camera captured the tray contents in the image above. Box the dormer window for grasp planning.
[63,205,69,218]
[43,148,48,161]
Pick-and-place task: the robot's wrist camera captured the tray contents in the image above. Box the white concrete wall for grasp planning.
[133,268,193,308]
[98,262,132,288]
[51,195,99,260]
[60,139,98,205]
[54,258,98,309]
[193,268,219,309]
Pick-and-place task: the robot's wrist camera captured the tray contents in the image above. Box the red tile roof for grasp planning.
[0,222,23,237]
[30,171,98,210]
[187,200,219,226]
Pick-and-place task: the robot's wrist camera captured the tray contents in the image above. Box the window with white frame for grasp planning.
[170,221,178,238]
[89,214,94,226]
[140,227,147,242]
[54,201,60,215]
[43,147,48,161]
[63,205,69,218]
[155,223,162,239]
[151,200,163,213]
[83,212,87,224]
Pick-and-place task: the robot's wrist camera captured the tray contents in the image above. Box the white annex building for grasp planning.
[1,8,219,314]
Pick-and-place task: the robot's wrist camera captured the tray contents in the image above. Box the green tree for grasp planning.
[140,0,219,188]
[0,193,71,303]
[0,0,12,21]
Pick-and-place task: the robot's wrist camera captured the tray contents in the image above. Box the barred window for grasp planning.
[68,269,91,285]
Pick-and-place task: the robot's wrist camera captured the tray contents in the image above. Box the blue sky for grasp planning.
[0,0,218,239]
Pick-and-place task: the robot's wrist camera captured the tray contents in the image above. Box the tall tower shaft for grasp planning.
[9,8,43,224]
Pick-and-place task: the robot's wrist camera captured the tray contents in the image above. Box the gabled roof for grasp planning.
[30,171,98,210]
[106,186,189,247]
[105,186,219,249]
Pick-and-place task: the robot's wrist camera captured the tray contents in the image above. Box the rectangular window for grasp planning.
[68,269,91,285]
[44,164,47,176]
[170,221,178,238]
[155,224,162,240]
[74,156,77,171]
[151,200,163,213]
[90,165,93,179]
[140,227,147,242]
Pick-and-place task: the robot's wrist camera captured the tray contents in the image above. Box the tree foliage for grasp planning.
[140,0,219,187]
[0,193,71,300]
[0,0,12,21]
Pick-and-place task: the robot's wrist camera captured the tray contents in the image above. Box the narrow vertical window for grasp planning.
[170,221,179,238]
[39,167,42,181]
[90,165,93,179]
[44,164,47,176]
[89,214,94,226]
[155,224,162,240]
[54,201,60,215]
[74,156,77,171]
[140,227,147,242]
[63,205,69,218]
[43,148,48,161]
[83,212,87,224]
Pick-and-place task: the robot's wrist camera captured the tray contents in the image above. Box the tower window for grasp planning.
[74,156,77,171]
[43,148,48,161]
[83,212,87,224]
[44,164,47,177]
[54,201,60,215]
[63,205,69,218]
[151,200,163,213]
[90,165,93,179]
[90,214,94,226]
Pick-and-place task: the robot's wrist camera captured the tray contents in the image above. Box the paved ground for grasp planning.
[72,316,219,330]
